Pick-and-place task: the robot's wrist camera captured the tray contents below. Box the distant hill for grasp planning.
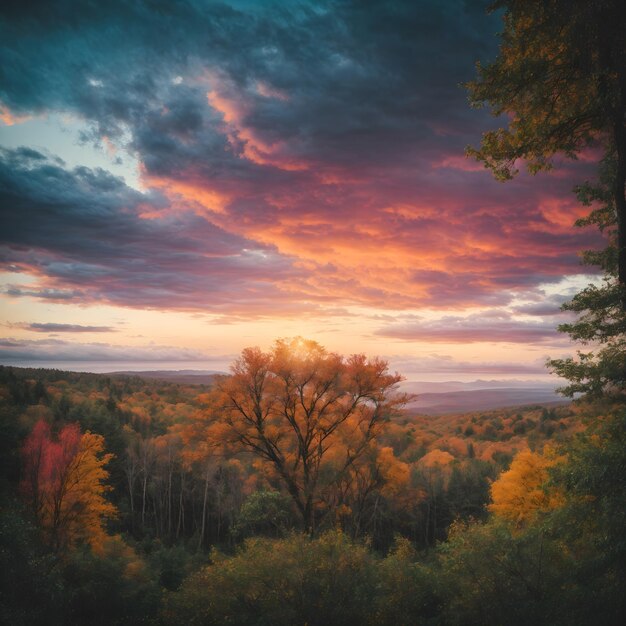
[103,373,566,411]
[0,365,579,465]
[108,369,223,385]
[404,386,566,415]
[400,379,560,393]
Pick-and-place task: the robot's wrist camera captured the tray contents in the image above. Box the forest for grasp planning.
[1,0,626,624]
[0,341,624,625]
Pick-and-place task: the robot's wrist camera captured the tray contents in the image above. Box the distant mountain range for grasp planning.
[108,369,223,385]
[400,380,567,414]
[106,370,567,415]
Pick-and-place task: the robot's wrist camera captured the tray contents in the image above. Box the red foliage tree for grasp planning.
[20,419,116,552]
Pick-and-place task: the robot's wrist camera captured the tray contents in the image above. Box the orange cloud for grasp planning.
[206,77,308,172]
[0,104,30,126]
[144,174,231,215]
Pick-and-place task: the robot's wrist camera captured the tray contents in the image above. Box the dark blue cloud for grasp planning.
[0,1,604,316]
[0,147,308,313]
[0,0,500,171]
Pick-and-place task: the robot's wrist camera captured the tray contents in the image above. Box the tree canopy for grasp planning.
[193,338,408,533]
[489,447,563,525]
[466,0,626,298]
[20,420,117,553]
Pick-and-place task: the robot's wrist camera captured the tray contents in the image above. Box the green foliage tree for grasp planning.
[466,0,626,297]
[146,543,201,592]
[545,407,626,623]
[162,531,439,626]
[62,537,160,626]
[231,490,294,539]
[437,404,626,625]
[547,159,626,397]
[0,502,65,626]
[162,532,378,626]
[371,537,439,625]
[445,459,494,522]
[437,519,571,626]
[467,1,626,398]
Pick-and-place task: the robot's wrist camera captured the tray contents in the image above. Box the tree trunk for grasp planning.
[198,466,210,550]
[128,474,135,519]
[614,114,626,308]
[152,495,159,537]
[167,454,173,539]
[142,473,148,527]
[304,495,315,536]
[216,476,222,541]
[176,473,184,539]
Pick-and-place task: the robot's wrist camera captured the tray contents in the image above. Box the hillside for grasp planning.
[388,402,580,466]
[108,369,223,385]
[0,364,602,625]
[406,388,567,414]
[0,365,576,466]
[0,364,579,578]
[104,371,567,414]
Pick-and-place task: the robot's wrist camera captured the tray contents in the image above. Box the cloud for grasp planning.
[0,336,553,380]
[24,323,116,333]
[0,1,500,164]
[0,146,601,315]
[375,310,571,344]
[511,293,572,316]
[0,148,311,314]
[0,1,605,316]
[0,336,231,364]
[388,354,552,377]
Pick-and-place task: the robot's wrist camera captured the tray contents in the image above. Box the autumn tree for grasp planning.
[466,0,626,301]
[323,444,413,541]
[489,447,563,526]
[203,338,407,533]
[439,409,626,624]
[20,419,117,553]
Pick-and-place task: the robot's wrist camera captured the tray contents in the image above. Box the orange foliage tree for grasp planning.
[193,338,408,532]
[20,419,117,552]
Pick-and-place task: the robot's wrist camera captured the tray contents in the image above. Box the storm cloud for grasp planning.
[0,0,605,332]
[0,147,307,313]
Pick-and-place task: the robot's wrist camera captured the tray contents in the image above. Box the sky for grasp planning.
[0,0,604,381]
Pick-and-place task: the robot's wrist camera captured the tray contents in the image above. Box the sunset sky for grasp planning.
[0,0,603,381]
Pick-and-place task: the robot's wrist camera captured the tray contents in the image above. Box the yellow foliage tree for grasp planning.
[378,446,410,499]
[489,448,563,525]
[62,431,118,552]
[21,420,117,553]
